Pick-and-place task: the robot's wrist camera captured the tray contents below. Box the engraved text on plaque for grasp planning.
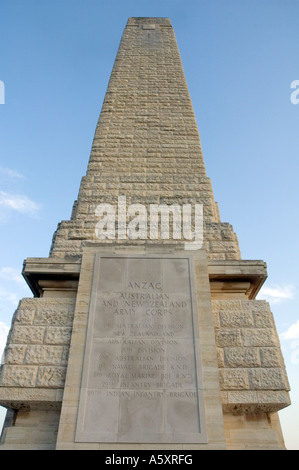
[75,255,206,443]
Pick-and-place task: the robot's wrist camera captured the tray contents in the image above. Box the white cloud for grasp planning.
[0,288,20,307]
[0,191,40,216]
[290,340,299,365]
[280,320,299,340]
[257,285,295,304]
[0,166,24,179]
[0,267,23,284]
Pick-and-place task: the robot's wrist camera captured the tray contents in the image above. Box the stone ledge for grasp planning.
[22,257,81,297]
[208,260,267,299]
[0,387,63,410]
[221,390,291,414]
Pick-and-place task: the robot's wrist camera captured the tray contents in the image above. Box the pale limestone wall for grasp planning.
[223,412,286,450]
[212,300,290,413]
[0,297,75,410]
[0,410,60,450]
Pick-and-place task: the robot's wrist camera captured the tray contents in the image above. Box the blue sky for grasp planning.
[0,0,298,449]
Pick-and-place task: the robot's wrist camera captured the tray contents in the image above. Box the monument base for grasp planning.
[0,243,289,450]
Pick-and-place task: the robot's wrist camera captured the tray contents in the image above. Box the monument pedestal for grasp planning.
[0,243,289,449]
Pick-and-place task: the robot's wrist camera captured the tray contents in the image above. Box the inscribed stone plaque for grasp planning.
[75,254,206,443]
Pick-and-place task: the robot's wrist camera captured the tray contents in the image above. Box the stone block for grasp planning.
[4,345,26,365]
[224,347,261,368]
[249,368,289,390]
[44,327,72,345]
[24,346,65,365]
[0,365,38,387]
[219,310,254,328]
[36,367,67,388]
[10,326,45,345]
[215,329,242,347]
[259,347,283,367]
[219,369,250,390]
[241,329,277,347]
[13,307,35,324]
[34,307,71,326]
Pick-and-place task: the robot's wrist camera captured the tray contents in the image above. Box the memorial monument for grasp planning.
[0,17,290,450]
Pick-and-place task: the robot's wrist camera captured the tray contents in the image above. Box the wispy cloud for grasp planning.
[0,267,23,284]
[280,322,299,365]
[0,166,40,220]
[0,191,40,217]
[280,320,299,340]
[257,285,295,304]
[0,166,24,179]
[0,287,20,306]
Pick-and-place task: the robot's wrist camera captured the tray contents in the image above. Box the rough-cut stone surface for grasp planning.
[0,298,75,401]
[212,299,290,413]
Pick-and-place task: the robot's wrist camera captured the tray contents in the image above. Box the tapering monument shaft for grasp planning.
[49,16,239,260]
[0,18,290,450]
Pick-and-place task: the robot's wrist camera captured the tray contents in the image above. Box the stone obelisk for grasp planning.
[0,17,290,450]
